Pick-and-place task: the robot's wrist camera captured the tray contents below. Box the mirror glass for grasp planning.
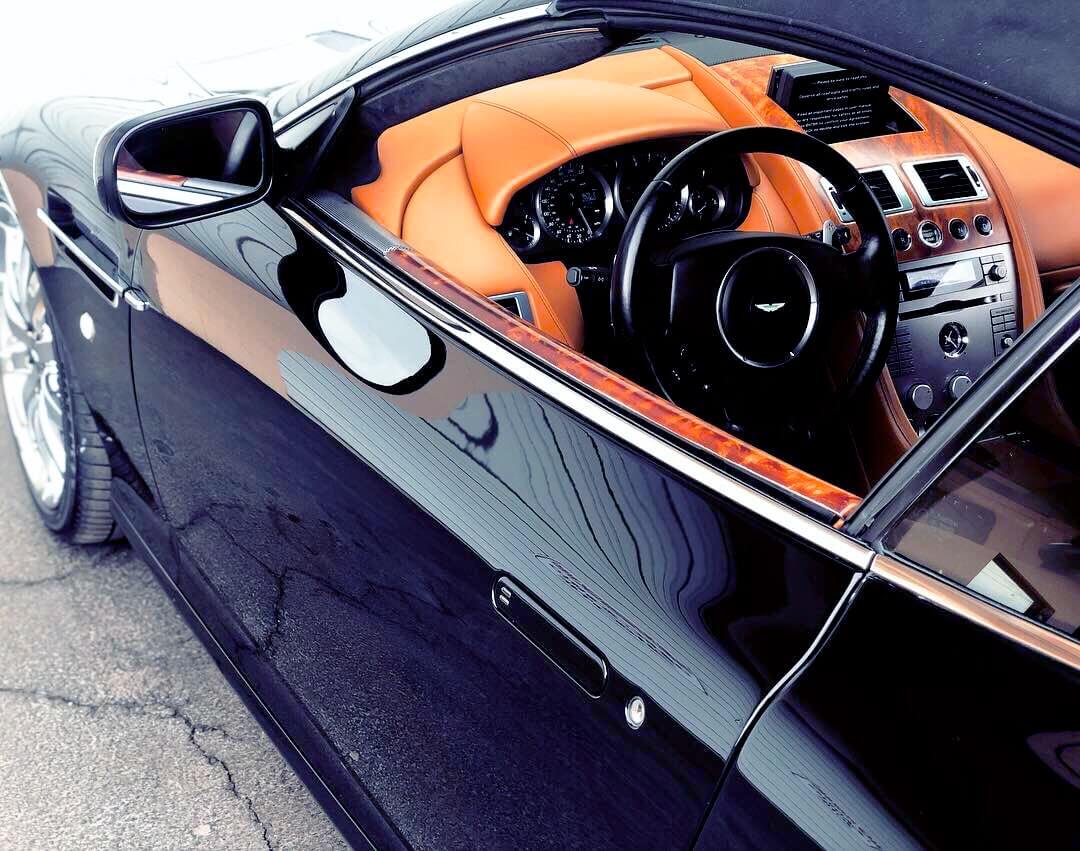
[115,107,265,218]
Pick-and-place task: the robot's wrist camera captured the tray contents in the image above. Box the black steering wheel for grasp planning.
[613,127,899,437]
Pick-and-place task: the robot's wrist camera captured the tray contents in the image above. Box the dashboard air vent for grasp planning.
[861,168,903,212]
[903,156,989,206]
[820,164,912,222]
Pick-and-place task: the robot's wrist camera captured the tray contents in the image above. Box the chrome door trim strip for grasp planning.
[272,4,553,135]
[35,208,124,307]
[872,554,1080,673]
[282,204,875,570]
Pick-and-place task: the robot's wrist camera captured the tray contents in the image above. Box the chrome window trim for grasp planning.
[282,204,875,571]
[272,4,553,135]
[36,209,124,307]
[901,154,990,207]
[872,554,1080,673]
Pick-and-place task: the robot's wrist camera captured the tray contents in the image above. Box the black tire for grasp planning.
[10,328,119,544]
[60,365,121,544]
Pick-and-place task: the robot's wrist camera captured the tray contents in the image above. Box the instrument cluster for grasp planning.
[498,136,750,262]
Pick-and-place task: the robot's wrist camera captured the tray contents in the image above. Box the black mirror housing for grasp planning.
[96,97,275,229]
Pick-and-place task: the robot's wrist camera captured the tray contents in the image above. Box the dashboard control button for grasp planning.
[918,220,943,248]
[973,214,994,236]
[948,374,973,400]
[987,263,1007,281]
[565,266,608,288]
[948,218,969,240]
[1002,335,1014,349]
[910,383,934,412]
[892,227,912,251]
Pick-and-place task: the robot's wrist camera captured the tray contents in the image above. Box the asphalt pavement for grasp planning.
[0,419,349,850]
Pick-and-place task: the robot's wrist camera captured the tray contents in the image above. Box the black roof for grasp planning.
[271,0,1080,162]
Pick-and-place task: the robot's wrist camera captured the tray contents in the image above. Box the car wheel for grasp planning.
[0,232,117,544]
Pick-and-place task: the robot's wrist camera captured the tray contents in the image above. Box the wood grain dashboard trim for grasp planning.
[384,246,863,519]
[707,54,1020,262]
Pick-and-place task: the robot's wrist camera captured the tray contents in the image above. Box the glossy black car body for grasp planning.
[1,2,1078,848]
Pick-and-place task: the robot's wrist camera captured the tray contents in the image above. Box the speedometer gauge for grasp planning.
[536,163,613,245]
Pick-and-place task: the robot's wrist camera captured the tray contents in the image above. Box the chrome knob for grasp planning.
[949,374,973,400]
[910,383,934,412]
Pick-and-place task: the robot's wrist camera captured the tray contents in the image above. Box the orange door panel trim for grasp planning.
[351,99,470,237]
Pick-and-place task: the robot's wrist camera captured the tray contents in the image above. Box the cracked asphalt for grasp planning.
[0,421,349,849]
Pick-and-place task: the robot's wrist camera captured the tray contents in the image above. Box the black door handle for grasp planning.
[493,577,607,698]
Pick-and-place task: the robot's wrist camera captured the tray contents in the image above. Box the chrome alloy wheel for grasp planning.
[0,211,68,511]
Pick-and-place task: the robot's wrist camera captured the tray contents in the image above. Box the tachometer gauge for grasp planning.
[498,204,541,253]
[655,183,690,231]
[536,163,613,245]
[614,150,670,218]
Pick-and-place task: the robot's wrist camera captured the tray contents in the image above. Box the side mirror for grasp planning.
[96,98,274,229]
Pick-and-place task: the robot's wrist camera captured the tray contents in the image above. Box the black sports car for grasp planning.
[1,1,1078,847]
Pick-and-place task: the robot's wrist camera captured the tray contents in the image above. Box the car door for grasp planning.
[699,280,1080,849]
[122,130,879,848]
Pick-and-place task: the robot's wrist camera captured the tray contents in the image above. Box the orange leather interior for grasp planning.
[351,47,812,348]
[954,115,1080,283]
[462,79,725,226]
[350,43,1075,490]
[402,155,586,350]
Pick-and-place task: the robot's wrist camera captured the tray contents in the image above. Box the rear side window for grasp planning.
[885,340,1080,636]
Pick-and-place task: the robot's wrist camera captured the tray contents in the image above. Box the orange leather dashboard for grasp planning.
[953,115,1080,285]
[350,43,1073,492]
[352,47,809,348]
[462,79,724,227]
[352,44,1071,354]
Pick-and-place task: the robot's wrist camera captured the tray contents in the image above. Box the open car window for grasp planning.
[884,311,1080,636]
[312,22,1080,529]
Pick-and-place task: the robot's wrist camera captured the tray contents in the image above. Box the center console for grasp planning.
[887,242,1019,430]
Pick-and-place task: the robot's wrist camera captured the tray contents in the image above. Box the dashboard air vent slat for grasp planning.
[911,159,979,202]
[861,169,903,212]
